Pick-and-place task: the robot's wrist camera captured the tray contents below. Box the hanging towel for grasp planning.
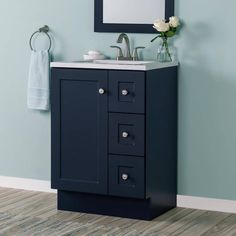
[27,50,50,110]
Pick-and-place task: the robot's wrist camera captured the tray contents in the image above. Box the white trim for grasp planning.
[0,176,236,214]
[0,176,56,193]
[50,61,179,71]
[177,195,236,214]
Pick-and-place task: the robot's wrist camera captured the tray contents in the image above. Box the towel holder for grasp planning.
[29,25,52,51]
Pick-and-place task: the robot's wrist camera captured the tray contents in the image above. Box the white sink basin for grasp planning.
[94,60,155,65]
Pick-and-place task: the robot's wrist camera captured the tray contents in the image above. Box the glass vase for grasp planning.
[157,37,173,63]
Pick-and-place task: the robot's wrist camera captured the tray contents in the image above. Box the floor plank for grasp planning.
[172,211,230,236]
[0,187,234,236]
[157,209,206,235]
[137,208,197,235]
[201,214,236,236]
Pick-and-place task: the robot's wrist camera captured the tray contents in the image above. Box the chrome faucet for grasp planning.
[111,33,145,61]
[116,33,132,60]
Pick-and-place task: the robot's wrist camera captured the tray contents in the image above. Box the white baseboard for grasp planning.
[177,195,236,213]
[0,176,236,214]
[0,176,56,193]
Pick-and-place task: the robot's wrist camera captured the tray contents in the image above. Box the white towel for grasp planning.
[27,50,50,110]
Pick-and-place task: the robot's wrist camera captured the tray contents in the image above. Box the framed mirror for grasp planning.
[94,0,174,33]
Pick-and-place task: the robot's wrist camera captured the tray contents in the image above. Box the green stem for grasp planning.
[151,35,160,42]
[160,41,165,52]
[163,37,172,62]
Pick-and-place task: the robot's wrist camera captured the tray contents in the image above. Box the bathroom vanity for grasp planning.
[51,61,178,220]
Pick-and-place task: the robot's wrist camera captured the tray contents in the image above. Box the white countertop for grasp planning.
[50,60,178,71]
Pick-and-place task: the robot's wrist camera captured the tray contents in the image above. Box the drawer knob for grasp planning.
[122,132,129,138]
[98,88,105,94]
[121,89,129,96]
[122,174,129,181]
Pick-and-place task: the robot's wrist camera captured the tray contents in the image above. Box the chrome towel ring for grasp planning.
[29,25,52,51]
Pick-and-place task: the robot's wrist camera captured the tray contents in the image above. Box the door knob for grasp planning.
[121,89,129,96]
[99,88,105,94]
[122,132,129,138]
[122,174,129,181]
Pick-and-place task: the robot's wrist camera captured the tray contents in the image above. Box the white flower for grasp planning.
[153,20,170,32]
[169,16,180,28]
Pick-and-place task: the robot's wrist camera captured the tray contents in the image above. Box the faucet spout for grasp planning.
[117,33,132,59]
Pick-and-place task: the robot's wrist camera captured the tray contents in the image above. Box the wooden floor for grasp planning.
[0,187,236,235]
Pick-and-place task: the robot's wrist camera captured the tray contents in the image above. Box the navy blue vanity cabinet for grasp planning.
[51,66,178,220]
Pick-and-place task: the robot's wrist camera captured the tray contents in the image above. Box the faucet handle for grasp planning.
[132,47,145,61]
[110,46,124,60]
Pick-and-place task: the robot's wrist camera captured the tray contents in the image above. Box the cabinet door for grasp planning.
[51,69,108,195]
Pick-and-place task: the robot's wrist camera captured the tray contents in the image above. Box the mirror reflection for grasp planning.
[103,0,166,24]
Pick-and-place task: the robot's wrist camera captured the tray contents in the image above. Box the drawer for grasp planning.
[109,113,145,156]
[109,71,145,114]
[109,155,145,199]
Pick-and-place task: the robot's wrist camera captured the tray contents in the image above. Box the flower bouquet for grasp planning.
[151,16,180,62]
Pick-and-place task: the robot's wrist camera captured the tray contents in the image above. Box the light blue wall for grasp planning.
[177,0,236,200]
[0,0,236,200]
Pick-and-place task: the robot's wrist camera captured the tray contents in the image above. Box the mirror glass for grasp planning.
[103,0,165,24]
